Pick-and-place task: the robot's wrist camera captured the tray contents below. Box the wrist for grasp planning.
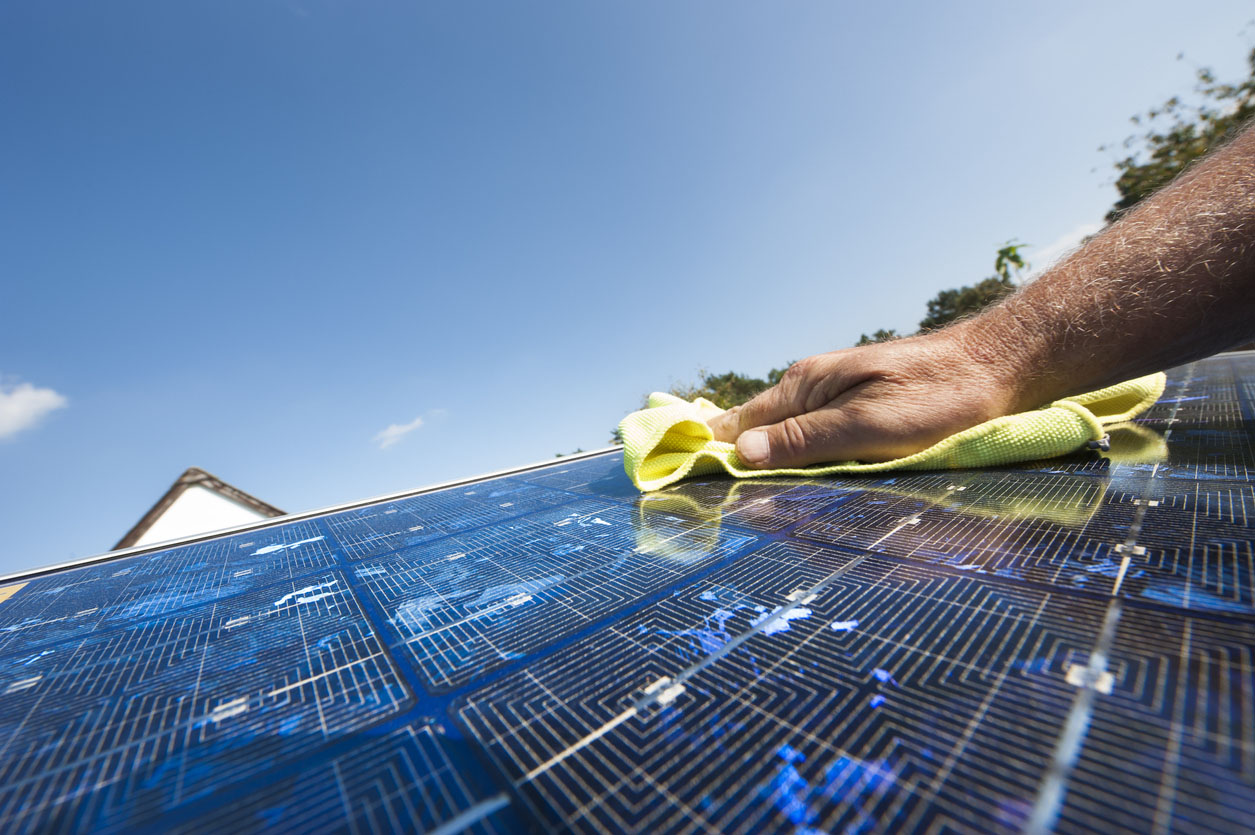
[943,307,1060,412]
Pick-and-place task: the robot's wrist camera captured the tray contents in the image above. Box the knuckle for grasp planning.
[794,357,845,413]
[776,416,810,461]
[782,359,820,410]
[782,358,814,386]
[735,396,765,430]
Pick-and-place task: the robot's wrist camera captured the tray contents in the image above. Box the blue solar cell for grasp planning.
[0,353,1253,833]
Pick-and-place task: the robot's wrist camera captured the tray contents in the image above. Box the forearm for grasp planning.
[710,122,1255,468]
[958,121,1255,409]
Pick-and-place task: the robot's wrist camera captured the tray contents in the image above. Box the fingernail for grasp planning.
[738,430,769,465]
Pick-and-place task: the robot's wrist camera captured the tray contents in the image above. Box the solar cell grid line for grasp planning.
[1150,429,1255,482]
[456,542,1107,833]
[324,480,580,562]
[168,723,510,835]
[635,478,863,533]
[790,472,1144,590]
[1027,359,1226,835]
[510,456,643,501]
[2,354,1255,832]
[356,501,757,692]
[1115,479,1255,613]
[1058,608,1255,833]
[0,521,338,659]
[1138,377,1244,426]
[1026,370,1201,835]
[0,574,412,832]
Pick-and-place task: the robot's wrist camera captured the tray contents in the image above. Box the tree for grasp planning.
[916,238,1028,331]
[607,363,793,444]
[917,275,1016,331]
[856,329,900,346]
[1104,48,1255,221]
[856,240,1029,339]
[670,366,794,410]
[654,239,1027,419]
[639,43,1255,421]
[994,240,1029,282]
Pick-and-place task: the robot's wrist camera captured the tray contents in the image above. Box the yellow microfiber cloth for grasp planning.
[619,372,1167,492]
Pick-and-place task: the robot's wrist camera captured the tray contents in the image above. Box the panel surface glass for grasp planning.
[1,354,1253,833]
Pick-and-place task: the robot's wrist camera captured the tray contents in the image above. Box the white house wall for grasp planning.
[131,485,272,547]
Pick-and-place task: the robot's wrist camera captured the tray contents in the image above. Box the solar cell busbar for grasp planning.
[1,352,1253,833]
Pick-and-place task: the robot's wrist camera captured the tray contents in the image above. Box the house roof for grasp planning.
[113,467,285,550]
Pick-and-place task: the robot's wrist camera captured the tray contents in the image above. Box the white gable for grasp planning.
[131,484,272,547]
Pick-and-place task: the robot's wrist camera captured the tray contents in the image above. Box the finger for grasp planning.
[734,395,932,469]
[729,368,811,440]
[710,354,865,444]
[707,406,742,442]
[735,355,878,436]
[734,409,848,469]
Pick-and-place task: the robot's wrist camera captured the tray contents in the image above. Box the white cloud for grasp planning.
[1022,222,1104,281]
[373,415,425,449]
[0,380,67,441]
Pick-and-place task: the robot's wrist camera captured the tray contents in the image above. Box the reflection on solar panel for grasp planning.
[2,352,1254,833]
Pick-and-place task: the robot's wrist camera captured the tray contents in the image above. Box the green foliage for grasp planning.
[856,241,1027,340]
[994,239,1029,282]
[669,365,794,410]
[856,329,900,346]
[1104,48,1255,221]
[917,275,1016,332]
[649,44,1255,425]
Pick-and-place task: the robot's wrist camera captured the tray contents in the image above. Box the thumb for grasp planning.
[734,412,842,470]
[709,353,862,443]
[708,374,804,443]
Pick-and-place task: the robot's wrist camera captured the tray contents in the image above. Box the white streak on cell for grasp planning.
[293,591,338,605]
[5,675,42,694]
[274,579,339,608]
[401,593,536,644]
[19,649,55,665]
[752,607,811,636]
[426,794,512,835]
[208,697,249,723]
[253,535,326,556]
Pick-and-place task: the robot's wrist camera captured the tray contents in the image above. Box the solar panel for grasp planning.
[2,352,1253,833]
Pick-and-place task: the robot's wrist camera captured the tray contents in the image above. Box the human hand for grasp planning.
[706,327,1035,468]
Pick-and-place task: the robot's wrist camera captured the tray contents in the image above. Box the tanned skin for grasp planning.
[709,122,1255,468]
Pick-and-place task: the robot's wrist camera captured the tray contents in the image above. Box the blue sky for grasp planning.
[2,1,1252,574]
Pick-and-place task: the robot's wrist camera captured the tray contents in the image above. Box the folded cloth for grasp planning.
[619,373,1167,492]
